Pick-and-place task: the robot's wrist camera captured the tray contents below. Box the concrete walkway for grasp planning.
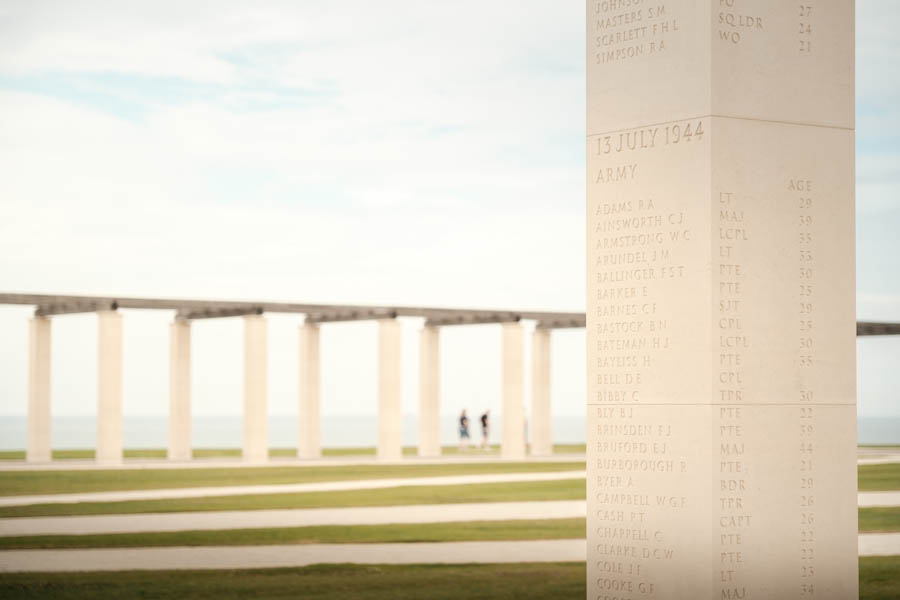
[3,491,898,537]
[859,456,900,465]
[0,540,586,572]
[859,533,900,556]
[3,474,895,509]
[0,471,586,508]
[0,500,588,537]
[1,536,897,572]
[858,491,900,507]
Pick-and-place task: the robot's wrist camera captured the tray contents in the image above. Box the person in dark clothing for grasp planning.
[480,410,490,450]
[459,410,470,450]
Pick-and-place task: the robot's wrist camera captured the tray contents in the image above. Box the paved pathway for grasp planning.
[0,540,585,572]
[858,456,900,465]
[0,471,586,508]
[859,533,900,556]
[3,474,895,509]
[3,490,898,537]
[0,500,588,537]
[0,480,900,507]
[1,536,897,572]
[858,491,900,507]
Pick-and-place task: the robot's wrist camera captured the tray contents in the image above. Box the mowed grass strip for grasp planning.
[0,518,586,550]
[0,479,586,518]
[859,463,900,492]
[859,507,900,533]
[0,461,584,497]
[863,555,900,600]
[0,559,896,600]
[0,444,586,462]
[0,563,586,600]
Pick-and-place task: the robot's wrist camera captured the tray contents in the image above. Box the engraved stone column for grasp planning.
[26,316,52,463]
[418,325,441,458]
[243,314,268,463]
[168,319,191,462]
[377,318,403,460]
[586,1,856,598]
[501,322,525,459]
[298,322,321,459]
[96,310,123,465]
[530,327,552,456]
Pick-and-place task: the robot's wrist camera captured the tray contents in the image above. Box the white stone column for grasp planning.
[26,316,52,463]
[96,310,123,465]
[377,318,403,460]
[168,319,191,462]
[418,325,441,457]
[298,322,321,459]
[530,327,552,456]
[243,314,268,463]
[501,322,525,459]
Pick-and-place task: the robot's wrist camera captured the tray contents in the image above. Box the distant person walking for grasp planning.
[480,410,490,450]
[459,410,470,451]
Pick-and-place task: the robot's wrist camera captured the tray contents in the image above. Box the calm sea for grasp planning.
[0,415,897,450]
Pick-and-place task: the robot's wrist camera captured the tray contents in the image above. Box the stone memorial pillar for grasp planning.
[26,316,52,463]
[377,318,403,460]
[298,322,321,459]
[243,314,268,463]
[96,310,123,465]
[586,1,857,598]
[168,319,192,461]
[418,325,441,457]
[501,322,526,459]
[530,327,552,456]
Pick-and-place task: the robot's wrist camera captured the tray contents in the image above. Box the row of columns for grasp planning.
[26,312,555,464]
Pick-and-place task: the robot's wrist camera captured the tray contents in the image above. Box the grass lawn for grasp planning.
[0,461,584,498]
[0,563,585,600]
[0,461,888,504]
[0,518,586,550]
[0,444,587,462]
[859,507,900,533]
[7,442,898,461]
[859,463,900,491]
[0,559,895,600]
[2,461,890,499]
[0,479,586,518]
[863,556,900,600]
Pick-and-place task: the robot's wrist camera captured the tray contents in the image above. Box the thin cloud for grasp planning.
[0,1,897,423]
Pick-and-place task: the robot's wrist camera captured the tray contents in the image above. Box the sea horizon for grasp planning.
[0,414,897,450]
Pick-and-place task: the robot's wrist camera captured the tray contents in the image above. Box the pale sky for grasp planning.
[0,1,898,422]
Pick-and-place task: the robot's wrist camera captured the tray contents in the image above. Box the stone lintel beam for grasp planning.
[535,318,585,330]
[857,321,900,336]
[424,313,520,328]
[306,310,397,324]
[35,301,118,317]
[176,307,263,321]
